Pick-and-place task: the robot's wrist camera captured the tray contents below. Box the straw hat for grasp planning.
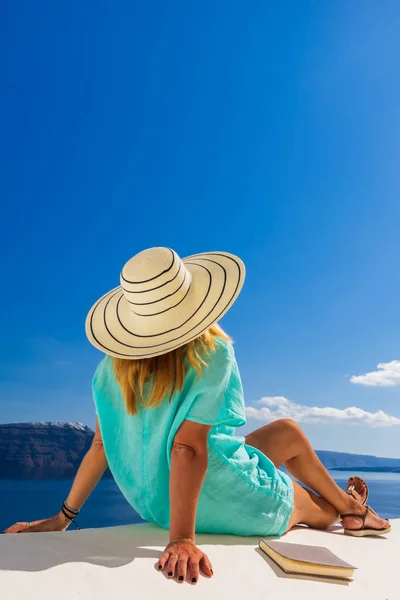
[85,247,245,359]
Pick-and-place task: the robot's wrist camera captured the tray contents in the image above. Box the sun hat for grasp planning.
[85,247,245,359]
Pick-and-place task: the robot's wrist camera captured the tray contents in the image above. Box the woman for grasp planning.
[5,247,390,584]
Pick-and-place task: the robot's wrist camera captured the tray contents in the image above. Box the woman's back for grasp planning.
[93,337,293,536]
[93,339,244,521]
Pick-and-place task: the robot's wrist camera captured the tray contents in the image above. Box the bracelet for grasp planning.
[59,501,80,530]
[64,501,80,515]
[166,537,195,550]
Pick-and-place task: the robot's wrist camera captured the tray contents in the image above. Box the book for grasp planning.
[259,540,356,580]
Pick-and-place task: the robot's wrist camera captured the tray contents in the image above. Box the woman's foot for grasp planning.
[341,497,390,534]
[346,476,368,505]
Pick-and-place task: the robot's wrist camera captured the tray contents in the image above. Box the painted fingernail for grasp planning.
[158,565,162,570]
[168,571,173,577]
[178,576,184,581]
[192,577,197,583]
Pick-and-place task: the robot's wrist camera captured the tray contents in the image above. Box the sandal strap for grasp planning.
[365,504,380,518]
[341,506,369,529]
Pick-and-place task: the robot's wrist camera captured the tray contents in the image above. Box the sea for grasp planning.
[0,471,399,533]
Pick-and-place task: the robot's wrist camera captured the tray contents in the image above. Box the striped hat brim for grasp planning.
[85,251,245,359]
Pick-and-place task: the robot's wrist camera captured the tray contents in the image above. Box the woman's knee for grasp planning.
[274,419,306,446]
[245,419,305,453]
[277,418,303,433]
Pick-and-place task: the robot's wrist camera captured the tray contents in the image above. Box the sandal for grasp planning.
[342,505,391,537]
[346,476,368,505]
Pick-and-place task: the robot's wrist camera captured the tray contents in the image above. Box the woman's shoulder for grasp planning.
[211,336,235,361]
[197,337,237,385]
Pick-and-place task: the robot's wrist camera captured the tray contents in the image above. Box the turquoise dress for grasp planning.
[92,338,294,537]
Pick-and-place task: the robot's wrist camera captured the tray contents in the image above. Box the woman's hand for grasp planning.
[156,540,213,584]
[3,514,70,534]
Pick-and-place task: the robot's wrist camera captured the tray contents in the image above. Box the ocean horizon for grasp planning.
[1,470,399,533]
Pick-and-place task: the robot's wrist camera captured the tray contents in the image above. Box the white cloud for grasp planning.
[245,396,400,428]
[350,361,400,387]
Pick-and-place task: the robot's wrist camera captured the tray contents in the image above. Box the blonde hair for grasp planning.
[112,324,231,416]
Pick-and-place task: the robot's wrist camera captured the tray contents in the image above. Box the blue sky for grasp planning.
[1,1,400,456]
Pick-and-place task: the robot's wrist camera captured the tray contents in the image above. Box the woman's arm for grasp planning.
[169,420,210,540]
[4,418,108,533]
[156,420,214,583]
[62,417,108,514]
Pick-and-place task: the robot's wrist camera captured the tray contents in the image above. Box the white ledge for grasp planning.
[0,519,398,599]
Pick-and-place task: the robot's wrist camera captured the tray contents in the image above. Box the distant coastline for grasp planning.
[0,422,399,480]
[329,467,400,473]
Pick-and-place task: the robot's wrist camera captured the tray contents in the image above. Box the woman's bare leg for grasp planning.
[246,419,389,531]
[286,481,339,530]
